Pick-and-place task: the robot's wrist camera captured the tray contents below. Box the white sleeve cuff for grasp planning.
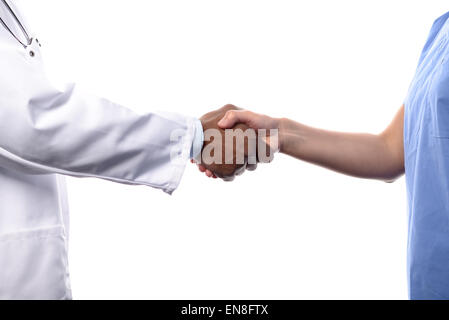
[190,118,204,159]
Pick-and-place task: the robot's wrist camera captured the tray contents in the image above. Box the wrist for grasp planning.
[277,117,288,154]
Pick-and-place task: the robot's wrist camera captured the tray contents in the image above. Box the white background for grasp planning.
[19,0,448,299]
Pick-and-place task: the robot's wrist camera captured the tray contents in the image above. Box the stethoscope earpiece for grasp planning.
[0,0,32,48]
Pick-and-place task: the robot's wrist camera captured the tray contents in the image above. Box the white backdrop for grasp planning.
[19,0,449,299]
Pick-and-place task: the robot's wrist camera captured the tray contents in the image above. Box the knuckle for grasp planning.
[223,104,237,112]
[226,110,236,119]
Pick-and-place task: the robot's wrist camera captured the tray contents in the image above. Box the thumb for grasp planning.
[218,110,249,128]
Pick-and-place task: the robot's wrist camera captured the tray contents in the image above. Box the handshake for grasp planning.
[192,104,281,181]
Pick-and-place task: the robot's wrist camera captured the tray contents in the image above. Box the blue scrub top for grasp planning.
[404,11,449,299]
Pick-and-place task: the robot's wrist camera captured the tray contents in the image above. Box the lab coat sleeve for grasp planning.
[0,83,196,194]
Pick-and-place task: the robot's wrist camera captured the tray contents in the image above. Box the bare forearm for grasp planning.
[279,114,404,181]
[216,105,405,181]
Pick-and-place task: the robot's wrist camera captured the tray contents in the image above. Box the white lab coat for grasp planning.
[0,1,195,299]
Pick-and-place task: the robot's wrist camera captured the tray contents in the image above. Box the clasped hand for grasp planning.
[192,105,280,181]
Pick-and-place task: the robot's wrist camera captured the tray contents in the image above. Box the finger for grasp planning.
[206,170,214,178]
[246,163,257,171]
[235,164,247,176]
[218,110,252,129]
[222,175,235,182]
[198,165,206,173]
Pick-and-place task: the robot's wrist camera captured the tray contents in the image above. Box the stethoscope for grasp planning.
[0,0,32,48]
